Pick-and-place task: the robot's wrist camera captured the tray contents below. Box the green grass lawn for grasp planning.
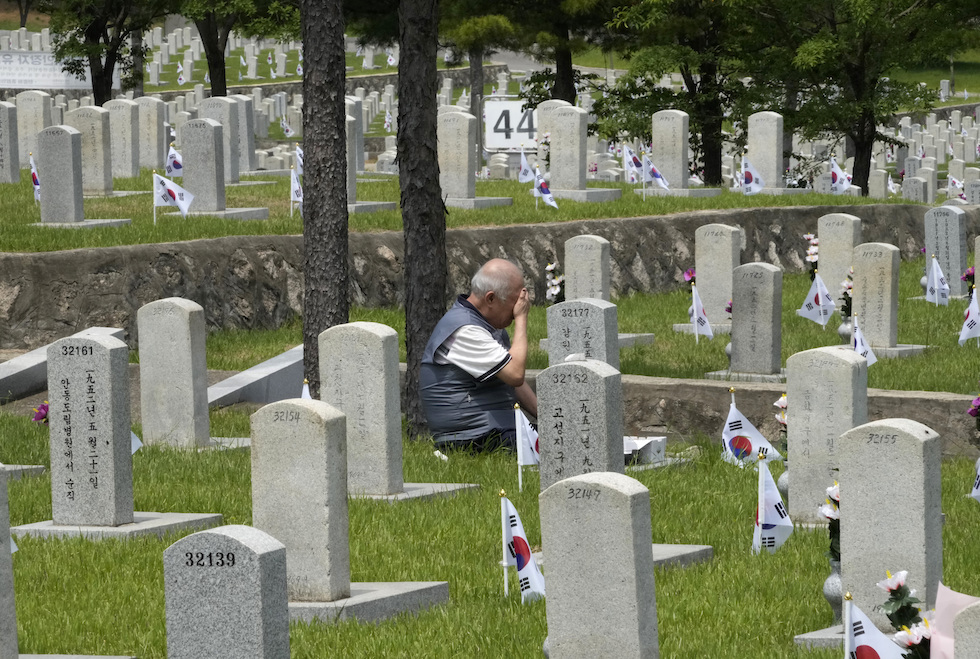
[3,410,978,658]
[0,170,913,253]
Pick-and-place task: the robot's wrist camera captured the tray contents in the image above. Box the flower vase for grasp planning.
[837,318,853,345]
[823,559,843,625]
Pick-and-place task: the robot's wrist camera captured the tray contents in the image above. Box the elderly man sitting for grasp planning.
[420,259,538,451]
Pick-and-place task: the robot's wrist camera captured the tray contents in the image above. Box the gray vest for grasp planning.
[420,297,516,441]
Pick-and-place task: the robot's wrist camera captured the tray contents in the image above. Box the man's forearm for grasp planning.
[515,381,537,418]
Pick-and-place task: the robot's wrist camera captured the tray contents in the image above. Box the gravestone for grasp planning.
[540,472,659,658]
[549,106,620,202]
[229,94,257,172]
[0,473,16,659]
[104,99,141,178]
[344,96,364,171]
[15,89,51,167]
[138,298,210,448]
[905,156,921,179]
[251,399,350,601]
[64,106,113,196]
[198,97,241,183]
[730,263,782,376]
[536,100,571,164]
[651,109,688,189]
[903,176,927,202]
[47,333,133,526]
[137,96,167,169]
[37,125,84,224]
[840,419,942,630]
[867,169,888,199]
[438,111,476,200]
[537,359,623,491]
[817,213,862,291]
[181,118,225,212]
[953,602,980,658]
[164,525,290,659]
[0,101,19,184]
[924,206,968,296]
[786,347,867,523]
[748,111,783,191]
[318,322,403,497]
[546,299,619,369]
[564,235,610,301]
[695,223,743,322]
[851,243,899,347]
[967,180,980,205]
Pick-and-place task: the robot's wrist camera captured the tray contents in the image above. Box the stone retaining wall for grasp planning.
[0,204,975,349]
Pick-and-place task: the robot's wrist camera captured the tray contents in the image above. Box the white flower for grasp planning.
[546,262,557,272]
[807,245,819,256]
[809,237,820,246]
[876,570,908,592]
[818,502,839,520]
[774,410,787,425]
[894,622,930,647]
[806,254,819,263]
[826,482,839,502]
[803,233,815,241]
[773,394,787,409]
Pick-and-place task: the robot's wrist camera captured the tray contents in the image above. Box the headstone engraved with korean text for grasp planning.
[924,206,968,296]
[47,334,133,526]
[730,263,782,375]
[851,243,900,348]
[817,213,862,293]
[0,101,20,184]
[540,472,659,658]
[840,419,942,631]
[695,223,743,321]
[537,359,623,491]
[564,235,610,301]
[786,347,867,523]
[546,299,619,369]
[319,322,403,496]
[164,525,290,659]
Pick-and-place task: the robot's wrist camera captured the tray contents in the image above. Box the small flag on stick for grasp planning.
[152,172,194,222]
[500,493,546,603]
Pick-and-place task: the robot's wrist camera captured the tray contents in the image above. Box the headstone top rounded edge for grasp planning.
[841,418,938,443]
[139,297,205,316]
[165,523,285,555]
[787,345,867,368]
[548,298,616,312]
[540,357,620,379]
[565,234,610,247]
[733,261,781,275]
[320,321,398,340]
[540,471,648,501]
[39,124,79,137]
[251,397,346,425]
[854,241,900,254]
[48,333,127,353]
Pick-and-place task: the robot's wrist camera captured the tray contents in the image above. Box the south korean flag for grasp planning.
[845,600,905,658]
[797,272,836,327]
[970,457,980,503]
[501,497,545,603]
[721,399,781,467]
[959,289,980,346]
[925,256,950,306]
[751,458,792,554]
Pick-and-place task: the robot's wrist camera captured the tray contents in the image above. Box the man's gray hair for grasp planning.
[471,260,521,301]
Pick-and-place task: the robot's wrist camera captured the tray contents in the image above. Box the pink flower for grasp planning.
[876,570,908,593]
[683,268,696,282]
[962,267,975,282]
[724,300,732,314]
[32,401,48,424]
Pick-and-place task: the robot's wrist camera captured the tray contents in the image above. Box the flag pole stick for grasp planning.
[152,170,157,225]
[515,404,523,493]
[755,450,766,553]
[500,490,509,597]
[843,593,853,655]
[692,284,699,345]
[730,387,736,406]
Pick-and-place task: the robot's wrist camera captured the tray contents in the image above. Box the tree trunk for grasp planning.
[17,0,30,28]
[552,36,576,104]
[399,0,446,439]
[691,62,723,186]
[301,0,350,395]
[468,46,484,171]
[88,52,114,105]
[195,15,229,97]
[849,110,875,196]
[131,30,144,98]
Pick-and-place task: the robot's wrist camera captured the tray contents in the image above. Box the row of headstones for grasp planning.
[559,206,978,378]
[0,26,52,51]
